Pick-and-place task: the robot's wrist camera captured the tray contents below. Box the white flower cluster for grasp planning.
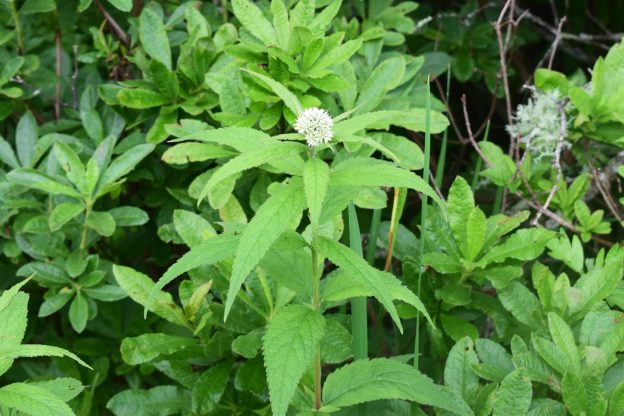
[294,107,334,148]
[507,89,570,160]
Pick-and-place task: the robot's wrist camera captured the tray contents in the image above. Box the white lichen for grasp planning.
[507,89,570,160]
[294,107,334,148]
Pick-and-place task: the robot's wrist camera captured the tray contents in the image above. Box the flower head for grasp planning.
[294,107,334,148]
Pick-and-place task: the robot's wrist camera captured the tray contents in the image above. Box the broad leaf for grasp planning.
[232,0,276,46]
[329,157,443,209]
[492,368,532,416]
[139,8,171,69]
[113,265,190,328]
[322,358,473,416]
[149,234,239,315]
[445,337,479,403]
[198,142,305,205]
[318,237,405,332]
[121,333,197,365]
[0,383,76,416]
[303,157,330,230]
[224,180,306,318]
[263,305,325,416]
[242,69,303,115]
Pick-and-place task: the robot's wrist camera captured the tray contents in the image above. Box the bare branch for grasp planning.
[547,16,567,69]
[461,94,492,167]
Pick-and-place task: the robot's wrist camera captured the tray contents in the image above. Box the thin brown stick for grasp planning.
[434,77,467,144]
[532,100,567,225]
[588,159,624,224]
[494,0,515,130]
[54,29,62,121]
[461,95,492,167]
[96,0,130,48]
[547,16,567,69]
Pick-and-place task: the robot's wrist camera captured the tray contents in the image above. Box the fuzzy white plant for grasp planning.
[507,89,570,160]
[294,107,334,148]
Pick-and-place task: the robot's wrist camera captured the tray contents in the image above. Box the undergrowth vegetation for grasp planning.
[0,0,623,415]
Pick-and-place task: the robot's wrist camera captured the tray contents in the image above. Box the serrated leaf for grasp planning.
[113,265,190,328]
[303,158,330,229]
[322,358,473,416]
[478,228,555,265]
[149,234,238,316]
[139,8,171,69]
[224,180,305,319]
[355,56,406,114]
[308,39,362,77]
[320,270,432,326]
[561,372,587,416]
[447,176,474,250]
[120,333,196,365]
[242,69,303,115]
[173,210,216,247]
[30,378,84,402]
[445,337,479,403]
[532,334,572,375]
[492,368,532,416]
[498,281,542,327]
[333,109,448,135]
[106,385,191,416]
[162,143,235,164]
[329,157,443,209]
[464,207,486,261]
[198,142,305,205]
[0,344,90,369]
[192,362,232,413]
[0,383,75,416]
[318,237,405,333]
[270,0,289,50]
[547,312,580,373]
[232,0,276,46]
[263,305,326,416]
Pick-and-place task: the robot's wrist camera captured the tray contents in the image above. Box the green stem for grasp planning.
[434,65,451,189]
[348,203,368,360]
[311,238,322,410]
[383,188,407,272]
[255,267,274,319]
[492,186,504,215]
[9,0,24,54]
[366,209,382,265]
[415,76,432,369]
[222,0,229,23]
[79,203,93,250]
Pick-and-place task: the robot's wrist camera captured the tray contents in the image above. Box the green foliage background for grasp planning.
[0,1,623,415]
